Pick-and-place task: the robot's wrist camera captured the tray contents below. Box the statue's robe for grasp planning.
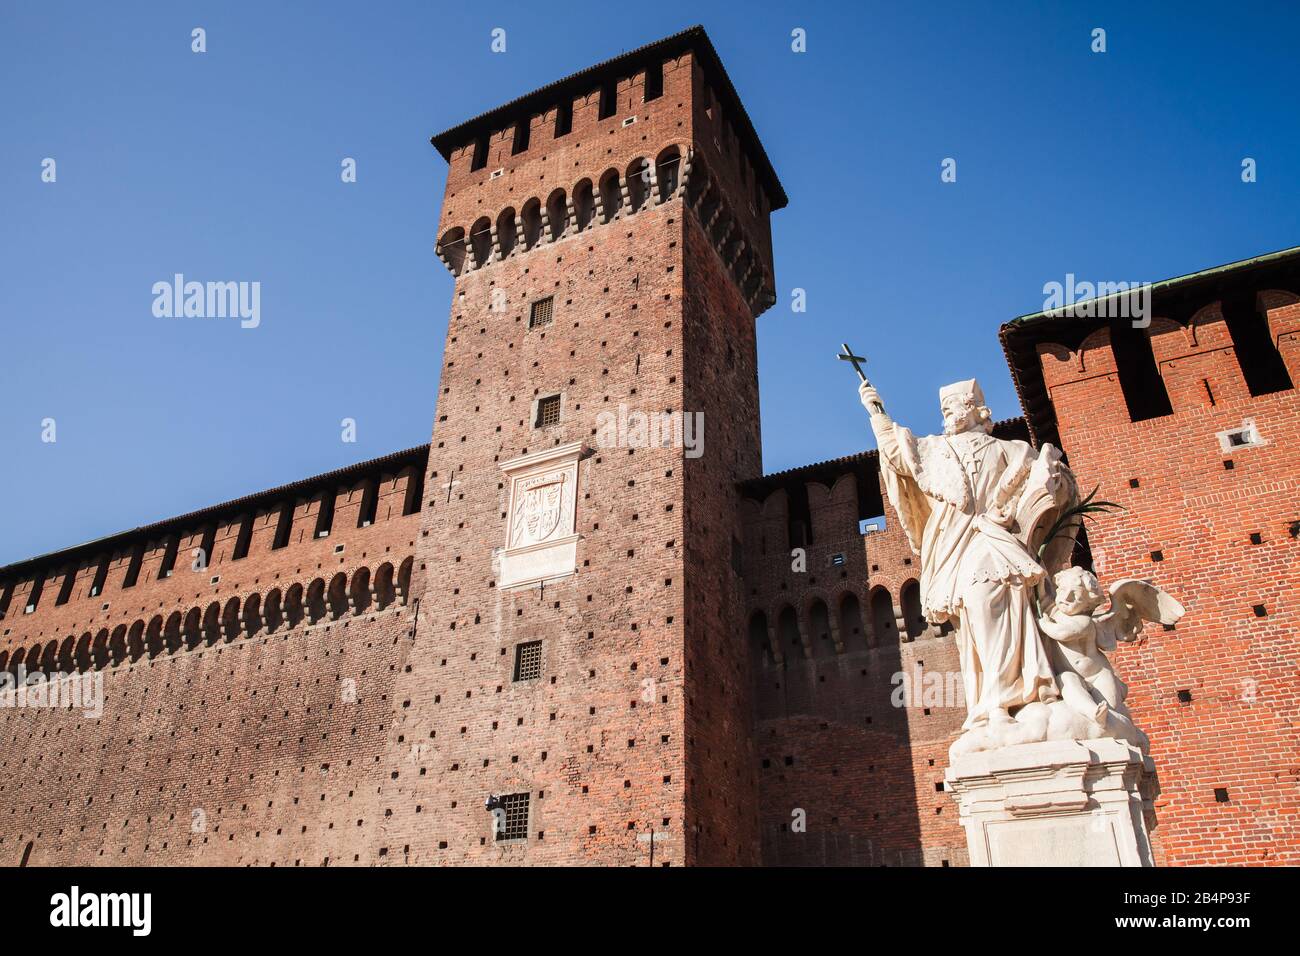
[874,421,1058,730]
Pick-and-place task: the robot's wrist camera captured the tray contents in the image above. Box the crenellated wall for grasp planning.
[1022,282,1300,866]
[736,442,1022,866]
[0,449,427,672]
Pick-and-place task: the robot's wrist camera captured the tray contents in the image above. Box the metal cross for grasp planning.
[838,342,883,413]
[837,342,868,381]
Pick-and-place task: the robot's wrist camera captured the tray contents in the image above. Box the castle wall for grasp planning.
[740,467,969,866]
[1035,293,1300,866]
[0,453,425,865]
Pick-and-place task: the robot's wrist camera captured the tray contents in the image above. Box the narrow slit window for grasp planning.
[1111,320,1173,422]
[55,566,76,605]
[272,503,294,550]
[24,572,46,613]
[231,516,254,561]
[554,99,573,138]
[1223,295,1293,396]
[315,490,336,538]
[644,61,663,102]
[197,526,217,570]
[157,537,179,578]
[402,469,424,516]
[598,80,617,119]
[511,118,530,155]
[470,136,489,172]
[357,479,379,528]
[121,545,145,589]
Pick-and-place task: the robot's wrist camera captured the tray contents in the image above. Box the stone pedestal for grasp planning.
[944,738,1158,867]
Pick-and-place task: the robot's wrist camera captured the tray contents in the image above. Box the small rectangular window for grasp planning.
[513,640,542,681]
[529,296,554,329]
[495,792,530,840]
[535,395,561,429]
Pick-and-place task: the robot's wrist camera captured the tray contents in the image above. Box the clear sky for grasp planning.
[1,1,1297,566]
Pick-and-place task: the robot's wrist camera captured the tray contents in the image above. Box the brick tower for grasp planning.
[377,26,786,865]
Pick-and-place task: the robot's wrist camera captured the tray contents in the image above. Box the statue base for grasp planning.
[944,738,1158,867]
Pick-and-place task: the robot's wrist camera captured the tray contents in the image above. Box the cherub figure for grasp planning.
[1038,566,1186,731]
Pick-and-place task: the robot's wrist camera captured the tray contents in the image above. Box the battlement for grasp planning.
[431,26,781,316]
[1002,246,1300,447]
[737,417,1031,656]
[1001,244,1300,866]
[0,445,429,670]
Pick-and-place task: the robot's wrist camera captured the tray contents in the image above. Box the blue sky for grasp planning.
[1,0,1296,565]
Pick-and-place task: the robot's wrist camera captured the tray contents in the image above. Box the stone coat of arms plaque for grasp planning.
[498,441,583,588]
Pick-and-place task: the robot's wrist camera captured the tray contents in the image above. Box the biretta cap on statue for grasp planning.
[939,378,985,405]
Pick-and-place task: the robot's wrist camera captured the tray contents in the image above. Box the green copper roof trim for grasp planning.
[1009,244,1300,326]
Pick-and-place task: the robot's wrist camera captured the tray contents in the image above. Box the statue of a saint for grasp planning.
[859,378,1082,753]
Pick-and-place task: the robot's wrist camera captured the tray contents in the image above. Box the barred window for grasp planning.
[513,640,542,681]
[529,296,554,328]
[495,792,530,841]
[535,394,561,428]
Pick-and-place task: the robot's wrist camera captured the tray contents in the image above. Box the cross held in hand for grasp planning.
[837,343,868,381]
[839,342,883,412]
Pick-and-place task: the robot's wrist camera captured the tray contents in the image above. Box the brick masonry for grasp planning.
[0,27,1296,867]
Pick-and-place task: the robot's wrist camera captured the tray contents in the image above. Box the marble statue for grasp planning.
[858,377,1184,760]
[1038,566,1184,752]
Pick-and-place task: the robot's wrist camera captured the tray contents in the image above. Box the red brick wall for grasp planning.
[740,468,968,866]
[680,215,763,864]
[0,459,425,865]
[1036,296,1300,865]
